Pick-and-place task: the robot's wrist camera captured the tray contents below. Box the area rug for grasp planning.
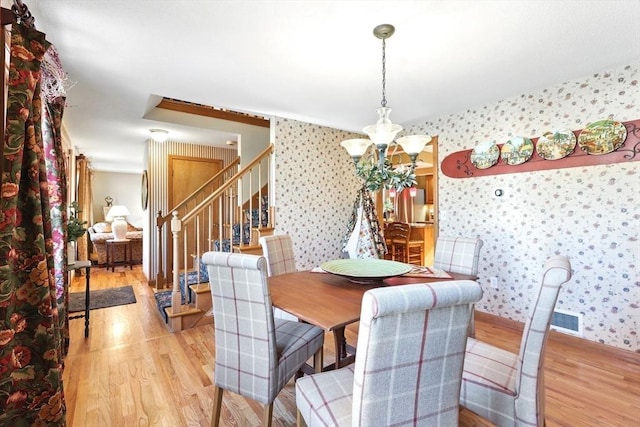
[69,286,136,312]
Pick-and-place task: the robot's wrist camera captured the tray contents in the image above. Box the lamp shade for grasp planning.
[397,134,432,155]
[107,205,130,241]
[107,205,130,218]
[341,138,372,157]
[363,107,403,147]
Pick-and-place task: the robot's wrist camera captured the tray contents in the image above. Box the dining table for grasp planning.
[268,268,477,371]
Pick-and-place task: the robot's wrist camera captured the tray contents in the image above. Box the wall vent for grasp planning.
[550,309,583,336]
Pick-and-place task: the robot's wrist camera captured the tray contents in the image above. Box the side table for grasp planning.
[105,239,133,272]
[67,260,92,338]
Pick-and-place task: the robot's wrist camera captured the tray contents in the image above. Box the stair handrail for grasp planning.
[182,144,273,224]
[156,157,240,288]
[156,157,240,227]
[165,144,274,323]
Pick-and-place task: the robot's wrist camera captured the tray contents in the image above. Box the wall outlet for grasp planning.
[490,276,498,289]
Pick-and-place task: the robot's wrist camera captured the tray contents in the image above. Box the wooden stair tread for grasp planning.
[189,283,210,293]
[232,244,263,255]
[164,304,202,318]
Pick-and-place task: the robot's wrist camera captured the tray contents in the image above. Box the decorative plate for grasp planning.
[578,119,627,155]
[500,136,534,165]
[470,141,499,169]
[535,129,577,160]
[321,259,412,284]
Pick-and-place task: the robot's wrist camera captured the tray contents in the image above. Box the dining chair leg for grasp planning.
[210,385,223,427]
[468,307,476,338]
[263,403,274,427]
[313,347,323,373]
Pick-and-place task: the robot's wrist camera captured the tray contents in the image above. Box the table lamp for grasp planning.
[107,205,130,240]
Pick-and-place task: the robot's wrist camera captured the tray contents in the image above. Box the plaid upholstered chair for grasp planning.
[259,234,299,321]
[459,255,572,427]
[201,252,325,427]
[259,234,296,276]
[433,236,484,275]
[433,236,484,337]
[296,280,483,427]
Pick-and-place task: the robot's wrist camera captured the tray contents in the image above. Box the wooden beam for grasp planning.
[156,98,270,128]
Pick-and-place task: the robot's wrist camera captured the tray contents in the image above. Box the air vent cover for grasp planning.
[550,309,583,336]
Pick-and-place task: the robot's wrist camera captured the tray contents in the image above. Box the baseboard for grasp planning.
[474,311,639,364]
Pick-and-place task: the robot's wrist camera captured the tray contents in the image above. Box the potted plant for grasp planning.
[66,201,87,264]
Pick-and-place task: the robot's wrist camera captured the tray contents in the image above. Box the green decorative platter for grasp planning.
[321,259,412,284]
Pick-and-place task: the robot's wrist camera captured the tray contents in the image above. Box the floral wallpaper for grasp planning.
[405,63,639,352]
[272,118,361,270]
[273,63,638,352]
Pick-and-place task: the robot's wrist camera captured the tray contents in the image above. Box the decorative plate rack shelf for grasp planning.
[441,118,640,178]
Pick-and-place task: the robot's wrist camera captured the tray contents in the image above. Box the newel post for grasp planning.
[155,210,164,290]
[171,211,182,310]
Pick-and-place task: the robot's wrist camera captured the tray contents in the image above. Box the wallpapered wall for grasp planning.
[272,118,361,270]
[405,63,639,352]
[273,63,638,352]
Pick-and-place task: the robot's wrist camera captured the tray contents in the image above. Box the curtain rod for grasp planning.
[12,0,34,28]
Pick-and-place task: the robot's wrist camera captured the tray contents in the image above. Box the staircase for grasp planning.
[153,144,275,331]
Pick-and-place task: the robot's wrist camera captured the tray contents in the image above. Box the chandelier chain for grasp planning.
[381,38,387,108]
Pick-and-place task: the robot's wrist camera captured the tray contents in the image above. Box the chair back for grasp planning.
[352,280,483,426]
[433,236,483,275]
[201,251,278,404]
[515,255,572,424]
[259,234,296,276]
[386,221,410,243]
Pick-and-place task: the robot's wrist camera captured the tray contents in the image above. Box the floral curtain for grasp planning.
[42,76,69,354]
[342,186,386,259]
[0,22,66,426]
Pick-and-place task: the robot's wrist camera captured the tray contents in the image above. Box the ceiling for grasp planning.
[7,1,639,173]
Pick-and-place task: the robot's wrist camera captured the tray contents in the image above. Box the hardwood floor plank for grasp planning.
[62,265,640,426]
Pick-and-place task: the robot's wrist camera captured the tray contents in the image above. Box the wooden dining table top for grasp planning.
[268,270,477,332]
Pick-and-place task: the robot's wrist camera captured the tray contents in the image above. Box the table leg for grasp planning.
[84,266,90,337]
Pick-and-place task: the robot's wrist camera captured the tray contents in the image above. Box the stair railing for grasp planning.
[155,158,240,289]
[167,144,274,316]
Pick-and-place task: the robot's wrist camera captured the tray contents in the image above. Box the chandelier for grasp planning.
[341,24,431,174]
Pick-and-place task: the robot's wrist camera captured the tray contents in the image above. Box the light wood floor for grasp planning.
[63,265,639,426]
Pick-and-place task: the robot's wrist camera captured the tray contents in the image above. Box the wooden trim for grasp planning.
[475,311,640,365]
[1,7,14,26]
[156,98,270,128]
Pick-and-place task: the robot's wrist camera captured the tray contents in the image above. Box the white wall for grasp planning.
[92,171,144,228]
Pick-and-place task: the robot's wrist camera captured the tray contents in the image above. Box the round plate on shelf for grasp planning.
[500,136,534,165]
[321,259,411,284]
[470,141,499,169]
[535,129,577,160]
[578,119,627,155]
